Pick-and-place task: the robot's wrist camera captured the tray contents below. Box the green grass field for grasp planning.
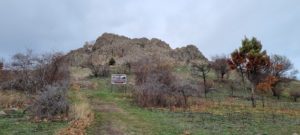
[84,78,300,135]
[0,110,67,135]
[1,66,299,135]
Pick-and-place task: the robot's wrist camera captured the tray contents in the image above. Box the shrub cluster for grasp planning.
[29,83,69,120]
[290,90,300,102]
[133,57,200,108]
[1,50,70,94]
[0,50,71,121]
[88,64,110,77]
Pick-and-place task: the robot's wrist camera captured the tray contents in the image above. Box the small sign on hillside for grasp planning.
[111,74,127,84]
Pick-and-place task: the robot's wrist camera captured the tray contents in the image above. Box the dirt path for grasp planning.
[92,100,123,113]
[88,99,127,135]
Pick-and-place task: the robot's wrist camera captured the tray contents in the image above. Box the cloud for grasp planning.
[0,0,299,77]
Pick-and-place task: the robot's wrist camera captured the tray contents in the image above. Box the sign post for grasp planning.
[111,74,127,92]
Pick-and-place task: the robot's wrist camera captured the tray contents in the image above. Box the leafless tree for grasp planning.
[9,50,69,93]
[0,59,3,71]
[0,59,3,79]
[172,79,199,107]
[34,52,70,90]
[10,49,36,93]
[211,55,230,81]
[270,54,297,99]
[191,61,211,98]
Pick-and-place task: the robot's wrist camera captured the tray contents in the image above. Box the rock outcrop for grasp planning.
[171,45,207,62]
[65,33,207,66]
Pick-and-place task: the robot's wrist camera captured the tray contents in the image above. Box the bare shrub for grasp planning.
[290,91,300,102]
[99,65,110,77]
[133,57,199,108]
[0,70,15,89]
[229,81,240,97]
[191,61,211,98]
[272,88,284,100]
[134,73,173,107]
[211,55,229,81]
[133,57,173,85]
[10,50,36,92]
[7,50,70,93]
[171,79,200,107]
[33,53,70,91]
[113,62,132,74]
[86,57,110,78]
[270,54,296,99]
[29,84,69,121]
[124,61,131,74]
[0,60,3,77]
[133,57,174,107]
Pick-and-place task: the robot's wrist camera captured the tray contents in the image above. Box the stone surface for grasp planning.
[65,33,207,67]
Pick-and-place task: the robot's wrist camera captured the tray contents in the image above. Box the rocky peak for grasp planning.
[93,33,171,50]
[171,44,207,62]
[65,33,207,66]
[149,38,171,49]
[93,33,130,50]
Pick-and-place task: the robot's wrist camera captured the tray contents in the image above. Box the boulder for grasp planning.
[0,110,7,116]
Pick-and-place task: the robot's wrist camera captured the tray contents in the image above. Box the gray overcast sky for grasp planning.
[0,0,300,75]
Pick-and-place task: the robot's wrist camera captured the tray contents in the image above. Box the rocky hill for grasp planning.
[65,33,207,66]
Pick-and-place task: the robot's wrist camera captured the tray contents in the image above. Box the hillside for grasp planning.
[65,33,207,66]
[1,34,300,135]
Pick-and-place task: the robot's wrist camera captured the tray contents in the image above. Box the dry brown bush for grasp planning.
[88,63,110,78]
[290,90,300,102]
[133,57,200,108]
[5,51,70,93]
[28,83,70,121]
[70,83,81,91]
[133,57,173,107]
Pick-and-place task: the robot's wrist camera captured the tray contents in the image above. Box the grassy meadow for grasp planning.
[0,66,299,135]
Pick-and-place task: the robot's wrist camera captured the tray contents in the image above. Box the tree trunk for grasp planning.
[272,89,277,96]
[262,96,265,108]
[181,90,188,107]
[251,84,256,108]
[239,68,246,92]
[203,72,207,98]
[271,89,281,100]
[221,73,224,81]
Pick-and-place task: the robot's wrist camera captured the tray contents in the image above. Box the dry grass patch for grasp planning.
[0,90,27,108]
[70,67,91,81]
[187,97,300,117]
[70,81,98,91]
[57,92,94,135]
